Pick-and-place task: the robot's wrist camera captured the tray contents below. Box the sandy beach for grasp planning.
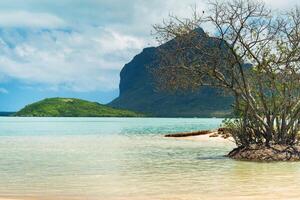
[175,132,234,143]
[165,129,235,145]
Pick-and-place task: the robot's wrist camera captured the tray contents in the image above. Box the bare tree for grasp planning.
[153,0,300,147]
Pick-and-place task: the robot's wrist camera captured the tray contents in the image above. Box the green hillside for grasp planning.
[15,98,143,117]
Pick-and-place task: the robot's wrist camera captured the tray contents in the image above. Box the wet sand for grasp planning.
[168,131,234,143]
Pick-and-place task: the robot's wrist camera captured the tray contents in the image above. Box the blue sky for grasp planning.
[0,0,299,111]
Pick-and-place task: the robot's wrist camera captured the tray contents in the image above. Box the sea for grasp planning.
[0,117,300,200]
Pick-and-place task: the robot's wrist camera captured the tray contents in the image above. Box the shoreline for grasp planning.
[164,129,234,144]
[174,133,234,143]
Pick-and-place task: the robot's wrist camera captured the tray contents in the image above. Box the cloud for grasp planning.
[0,11,65,28]
[0,27,145,92]
[264,0,300,9]
[0,88,8,93]
[0,0,299,94]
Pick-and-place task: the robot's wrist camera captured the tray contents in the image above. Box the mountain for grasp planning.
[109,28,233,117]
[15,98,143,117]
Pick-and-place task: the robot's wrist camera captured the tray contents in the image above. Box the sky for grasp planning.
[0,0,299,111]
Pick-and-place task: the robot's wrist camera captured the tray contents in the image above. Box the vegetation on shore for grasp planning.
[15,98,144,117]
[154,0,300,161]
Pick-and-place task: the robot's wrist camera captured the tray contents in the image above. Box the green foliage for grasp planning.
[222,119,246,146]
[222,118,265,147]
[15,98,144,117]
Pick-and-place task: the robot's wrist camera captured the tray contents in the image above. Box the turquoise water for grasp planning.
[0,117,300,200]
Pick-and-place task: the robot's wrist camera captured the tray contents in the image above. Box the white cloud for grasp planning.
[0,11,65,28]
[0,88,8,94]
[0,27,145,92]
[0,0,299,94]
[264,0,299,9]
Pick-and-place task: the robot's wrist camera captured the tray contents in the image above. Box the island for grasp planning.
[15,97,143,117]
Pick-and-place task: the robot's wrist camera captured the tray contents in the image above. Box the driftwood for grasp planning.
[165,130,212,137]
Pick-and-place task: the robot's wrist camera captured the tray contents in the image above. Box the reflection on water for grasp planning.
[0,117,299,200]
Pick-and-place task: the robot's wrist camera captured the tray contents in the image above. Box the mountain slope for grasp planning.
[15,98,142,117]
[109,28,233,117]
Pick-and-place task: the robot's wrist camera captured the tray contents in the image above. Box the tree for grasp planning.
[153,0,300,147]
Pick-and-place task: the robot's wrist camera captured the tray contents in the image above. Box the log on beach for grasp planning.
[164,130,212,137]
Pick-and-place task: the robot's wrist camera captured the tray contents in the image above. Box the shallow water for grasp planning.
[0,117,299,200]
